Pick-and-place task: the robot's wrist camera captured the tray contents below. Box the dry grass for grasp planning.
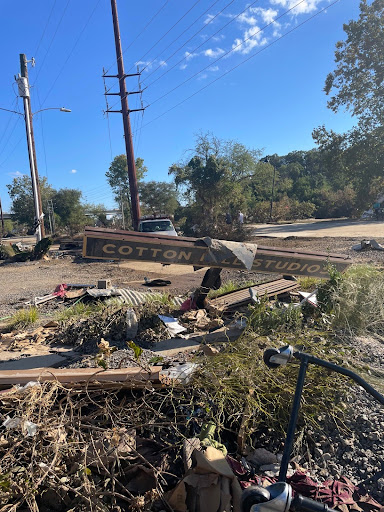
[331,265,384,335]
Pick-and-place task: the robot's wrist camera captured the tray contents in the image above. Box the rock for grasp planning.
[247,448,278,466]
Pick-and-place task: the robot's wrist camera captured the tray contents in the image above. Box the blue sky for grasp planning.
[0,0,361,212]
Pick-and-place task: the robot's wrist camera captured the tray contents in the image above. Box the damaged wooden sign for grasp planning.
[83,227,351,278]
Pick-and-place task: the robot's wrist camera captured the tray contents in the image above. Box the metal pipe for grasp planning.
[279,357,308,481]
[294,352,384,406]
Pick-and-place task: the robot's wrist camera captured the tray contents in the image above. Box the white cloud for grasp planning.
[159,60,167,67]
[197,73,208,80]
[204,47,225,58]
[180,63,188,70]
[253,7,278,23]
[185,51,198,61]
[8,171,24,177]
[209,65,219,72]
[70,169,77,174]
[136,60,153,70]
[269,0,325,15]
[204,13,215,24]
[212,34,225,42]
[231,26,268,54]
[238,12,257,25]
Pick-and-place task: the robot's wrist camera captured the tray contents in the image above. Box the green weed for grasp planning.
[248,296,302,334]
[8,307,39,330]
[208,280,256,299]
[55,301,105,322]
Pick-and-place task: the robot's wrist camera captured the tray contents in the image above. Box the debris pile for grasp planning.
[1,263,384,510]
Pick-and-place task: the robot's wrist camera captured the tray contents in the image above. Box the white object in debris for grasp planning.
[15,381,40,392]
[159,362,198,385]
[158,315,187,337]
[352,239,384,251]
[2,416,38,437]
[24,420,38,437]
[3,416,22,429]
[298,290,318,307]
[126,309,138,339]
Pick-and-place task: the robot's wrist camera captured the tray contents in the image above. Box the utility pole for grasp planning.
[16,54,45,241]
[107,0,141,230]
[0,196,4,240]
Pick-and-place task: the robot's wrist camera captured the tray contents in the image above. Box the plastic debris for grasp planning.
[2,416,38,437]
[158,315,187,337]
[159,362,198,385]
[126,309,138,339]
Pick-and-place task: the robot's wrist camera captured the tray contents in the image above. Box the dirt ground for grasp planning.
[1,218,384,318]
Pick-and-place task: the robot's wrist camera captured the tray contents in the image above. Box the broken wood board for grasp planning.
[208,278,299,312]
[82,227,351,278]
[0,366,163,389]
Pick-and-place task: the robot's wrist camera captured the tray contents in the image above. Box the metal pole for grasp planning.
[269,164,276,222]
[110,0,141,230]
[120,188,125,229]
[0,196,4,241]
[278,357,308,482]
[19,54,45,241]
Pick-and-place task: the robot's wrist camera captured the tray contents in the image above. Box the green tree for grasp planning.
[106,155,147,228]
[313,0,384,211]
[51,189,88,235]
[139,181,179,215]
[324,0,384,132]
[6,175,56,230]
[169,133,257,235]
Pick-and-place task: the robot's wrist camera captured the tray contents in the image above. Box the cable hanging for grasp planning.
[137,0,341,132]
[147,0,311,106]
[144,0,262,89]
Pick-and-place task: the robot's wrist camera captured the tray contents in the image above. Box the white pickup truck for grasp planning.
[138,216,178,237]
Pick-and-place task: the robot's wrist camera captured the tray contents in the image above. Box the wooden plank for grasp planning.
[0,366,162,388]
[83,228,351,278]
[210,278,299,310]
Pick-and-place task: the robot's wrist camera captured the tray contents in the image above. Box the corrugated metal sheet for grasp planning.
[113,289,184,307]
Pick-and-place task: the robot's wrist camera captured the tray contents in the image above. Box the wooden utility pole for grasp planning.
[109,0,141,230]
[17,54,45,240]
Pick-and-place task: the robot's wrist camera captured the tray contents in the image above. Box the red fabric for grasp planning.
[226,459,384,512]
[53,284,68,297]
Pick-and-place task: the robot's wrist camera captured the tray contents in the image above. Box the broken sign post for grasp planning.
[83,227,351,278]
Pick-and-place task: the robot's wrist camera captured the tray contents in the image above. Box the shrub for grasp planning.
[331,265,384,335]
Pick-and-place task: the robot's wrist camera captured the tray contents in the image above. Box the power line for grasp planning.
[0,116,22,161]
[32,0,72,86]
[0,134,24,168]
[138,0,341,131]
[144,0,262,89]
[35,89,49,179]
[148,0,309,106]
[40,0,102,106]
[132,0,202,70]
[104,0,170,75]
[140,0,223,76]
[0,98,19,152]
[33,0,59,58]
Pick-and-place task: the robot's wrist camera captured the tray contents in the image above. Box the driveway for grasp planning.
[250,219,384,238]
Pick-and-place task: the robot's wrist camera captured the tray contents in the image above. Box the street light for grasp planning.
[0,106,71,116]
[0,103,71,242]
